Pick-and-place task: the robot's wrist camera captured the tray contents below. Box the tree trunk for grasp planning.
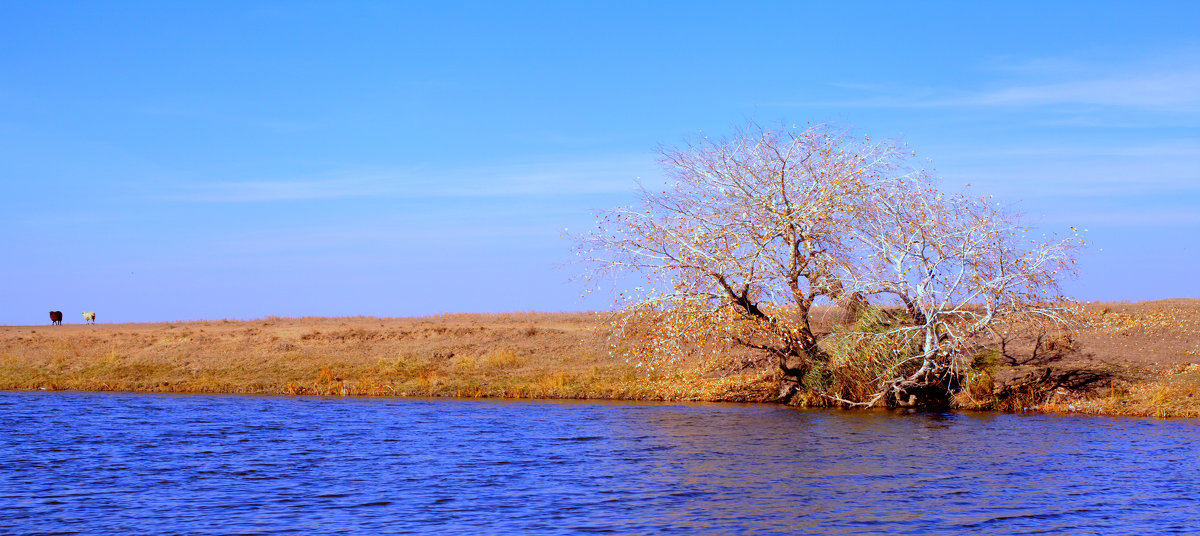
[775,362,807,402]
[887,359,961,410]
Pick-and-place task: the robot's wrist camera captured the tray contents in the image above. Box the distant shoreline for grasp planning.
[2,301,1198,417]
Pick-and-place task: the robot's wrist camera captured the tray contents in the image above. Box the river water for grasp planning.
[1,392,1198,535]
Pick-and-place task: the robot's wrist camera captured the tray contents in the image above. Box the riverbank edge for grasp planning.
[3,305,1198,418]
[4,371,1198,419]
[1,384,1194,419]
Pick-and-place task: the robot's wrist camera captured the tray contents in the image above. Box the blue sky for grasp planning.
[3,1,1198,324]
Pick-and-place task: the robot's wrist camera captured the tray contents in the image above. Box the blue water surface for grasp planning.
[1,391,1198,535]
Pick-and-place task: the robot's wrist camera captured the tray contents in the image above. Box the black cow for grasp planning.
[49,311,63,325]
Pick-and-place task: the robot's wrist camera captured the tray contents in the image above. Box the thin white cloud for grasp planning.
[173,176,389,202]
[212,221,557,257]
[982,56,1093,76]
[927,139,1200,160]
[932,139,1200,198]
[163,156,659,203]
[139,106,314,133]
[1034,207,1200,227]
[968,73,1200,111]
[782,52,1200,113]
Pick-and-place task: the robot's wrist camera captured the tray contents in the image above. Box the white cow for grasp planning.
[82,312,96,325]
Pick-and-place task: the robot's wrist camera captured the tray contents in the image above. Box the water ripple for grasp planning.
[2,392,1199,534]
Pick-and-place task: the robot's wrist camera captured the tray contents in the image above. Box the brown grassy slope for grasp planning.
[950,299,1200,417]
[1027,299,1200,417]
[0,313,776,402]
[2,300,1198,416]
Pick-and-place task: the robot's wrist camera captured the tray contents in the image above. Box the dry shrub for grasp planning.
[954,348,1002,409]
[1043,334,1077,353]
[317,366,336,383]
[481,348,525,369]
[451,354,477,373]
[817,307,923,404]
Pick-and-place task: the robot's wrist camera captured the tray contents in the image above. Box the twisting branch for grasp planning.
[575,122,1085,409]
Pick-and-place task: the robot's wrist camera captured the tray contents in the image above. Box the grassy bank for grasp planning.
[2,300,1198,417]
[942,299,1200,418]
[0,313,776,403]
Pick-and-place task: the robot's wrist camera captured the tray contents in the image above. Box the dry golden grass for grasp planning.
[0,312,775,403]
[952,299,1200,417]
[3,300,1198,417]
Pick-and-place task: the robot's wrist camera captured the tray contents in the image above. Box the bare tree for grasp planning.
[843,176,1084,407]
[577,123,1083,408]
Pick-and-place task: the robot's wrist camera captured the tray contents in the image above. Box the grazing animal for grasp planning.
[82,311,96,325]
[50,311,63,325]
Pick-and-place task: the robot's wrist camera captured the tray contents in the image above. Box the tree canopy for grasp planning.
[578,124,1084,408]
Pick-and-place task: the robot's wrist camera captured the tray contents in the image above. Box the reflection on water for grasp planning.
[1,391,1198,534]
